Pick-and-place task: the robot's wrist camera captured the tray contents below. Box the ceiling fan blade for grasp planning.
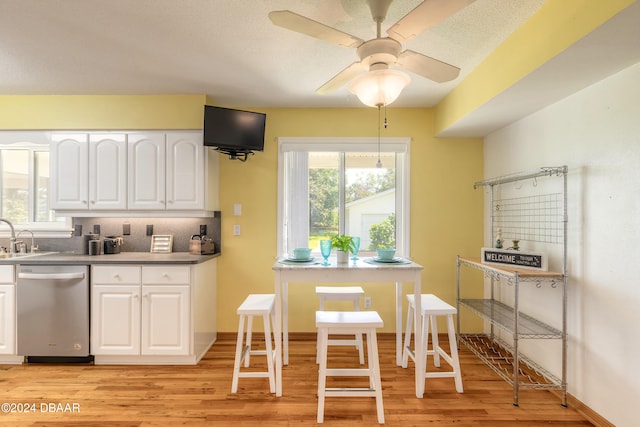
[316,62,367,94]
[397,50,460,83]
[387,0,475,43]
[269,10,364,48]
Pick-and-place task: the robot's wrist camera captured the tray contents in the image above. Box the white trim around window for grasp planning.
[277,136,410,258]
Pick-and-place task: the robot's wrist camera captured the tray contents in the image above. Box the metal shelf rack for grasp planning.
[457,166,568,407]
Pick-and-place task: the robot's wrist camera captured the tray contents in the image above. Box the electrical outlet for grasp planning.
[200,224,207,236]
[123,223,131,235]
[146,224,154,236]
[364,296,372,309]
[233,225,241,236]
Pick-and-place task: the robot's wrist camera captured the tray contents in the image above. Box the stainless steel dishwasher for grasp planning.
[17,265,91,362]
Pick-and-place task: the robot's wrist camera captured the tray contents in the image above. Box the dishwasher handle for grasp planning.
[18,272,85,280]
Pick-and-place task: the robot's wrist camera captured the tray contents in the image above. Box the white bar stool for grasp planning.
[315,286,365,364]
[316,310,385,424]
[401,294,463,393]
[231,294,276,394]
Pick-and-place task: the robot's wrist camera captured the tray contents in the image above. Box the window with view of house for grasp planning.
[0,132,68,235]
[277,137,409,258]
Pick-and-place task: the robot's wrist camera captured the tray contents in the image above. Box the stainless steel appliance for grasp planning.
[103,236,123,254]
[17,265,90,362]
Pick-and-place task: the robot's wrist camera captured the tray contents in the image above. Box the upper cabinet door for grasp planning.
[166,132,204,210]
[128,133,166,210]
[89,134,127,210]
[50,133,89,210]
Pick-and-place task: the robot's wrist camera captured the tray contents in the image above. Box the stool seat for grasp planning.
[231,294,276,394]
[237,293,275,315]
[316,310,383,329]
[316,286,365,298]
[402,294,463,393]
[315,286,365,364]
[316,310,385,424]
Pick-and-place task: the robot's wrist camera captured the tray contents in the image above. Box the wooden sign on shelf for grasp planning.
[481,247,548,271]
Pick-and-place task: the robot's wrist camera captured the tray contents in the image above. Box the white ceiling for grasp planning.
[1,0,639,135]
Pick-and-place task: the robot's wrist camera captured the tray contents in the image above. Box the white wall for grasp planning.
[484,62,640,427]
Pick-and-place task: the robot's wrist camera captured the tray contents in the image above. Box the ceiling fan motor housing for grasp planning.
[357,38,401,68]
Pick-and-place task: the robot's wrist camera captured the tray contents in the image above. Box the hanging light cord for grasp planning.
[376,105,382,168]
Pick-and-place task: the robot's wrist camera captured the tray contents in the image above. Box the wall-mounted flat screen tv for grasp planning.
[203,105,266,157]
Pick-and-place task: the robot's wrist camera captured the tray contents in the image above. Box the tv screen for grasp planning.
[203,105,266,153]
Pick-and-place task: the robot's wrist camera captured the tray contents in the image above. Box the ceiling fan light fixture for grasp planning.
[348,68,411,107]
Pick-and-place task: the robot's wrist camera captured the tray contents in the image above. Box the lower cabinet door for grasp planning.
[0,284,15,354]
[91,285,141,355]
[141,285,190,355]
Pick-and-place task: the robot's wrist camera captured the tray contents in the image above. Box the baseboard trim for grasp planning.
[550,390,614,427]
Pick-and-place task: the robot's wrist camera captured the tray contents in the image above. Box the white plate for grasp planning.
[285,257,314,262]
[372,256,403,263]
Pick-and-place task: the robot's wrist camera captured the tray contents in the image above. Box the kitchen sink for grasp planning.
[0,251,58,259]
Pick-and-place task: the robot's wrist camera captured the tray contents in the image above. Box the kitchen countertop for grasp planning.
[0,251,220,265]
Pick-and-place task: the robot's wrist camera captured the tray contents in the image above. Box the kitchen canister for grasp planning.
[88,239,100,255]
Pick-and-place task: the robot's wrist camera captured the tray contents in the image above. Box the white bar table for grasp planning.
[272,257,425,398]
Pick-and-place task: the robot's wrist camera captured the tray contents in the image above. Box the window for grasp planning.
[0,132,68,235]
[278,137,409,257]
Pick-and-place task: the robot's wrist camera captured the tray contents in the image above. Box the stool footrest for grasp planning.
[325,388,377,397]
[327,339,360,346]
[238,372,272,379]
[325,368,372,377]
[426,372,458,379]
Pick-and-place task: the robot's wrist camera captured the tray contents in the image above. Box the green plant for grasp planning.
[331,234,354,253]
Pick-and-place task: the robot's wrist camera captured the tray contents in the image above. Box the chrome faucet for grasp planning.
[0,218,16,254]
[17,229,36,253]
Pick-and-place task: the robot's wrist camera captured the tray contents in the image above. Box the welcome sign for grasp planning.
[481,248,548,271]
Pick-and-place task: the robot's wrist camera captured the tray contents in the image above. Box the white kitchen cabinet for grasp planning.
[128,131,204,211]
[50,133,127,210]
[127,133,165,210]
[91,264,197,362]
[91,285,141,355]
[50,133,89,210]
[0,265,15,355]
[89,134,128,209]
[141,285,190,355]
[0,284,15,354]
[91,265,141,355]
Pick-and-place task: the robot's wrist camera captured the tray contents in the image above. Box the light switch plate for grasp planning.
[233,203,242,216]
[233,225,241,236]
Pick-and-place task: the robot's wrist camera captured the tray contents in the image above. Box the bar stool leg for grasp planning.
[428,315,442,368]
[231,314,246,393]
[447,314,464,393]
[244,315,253,368]
[367,328,385,424]
[317,328,329,423]
[263,311,276,393]
[354,303,365,365]
[401,303,414,368]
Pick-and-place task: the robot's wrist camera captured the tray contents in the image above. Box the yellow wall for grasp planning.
[217,107,483,332]
[0,94,206,129]
[0,96,483,334]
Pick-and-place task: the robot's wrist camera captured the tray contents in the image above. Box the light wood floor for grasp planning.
[0,333,594,426]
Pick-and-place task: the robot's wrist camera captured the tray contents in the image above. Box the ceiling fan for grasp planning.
[269,0,475,106]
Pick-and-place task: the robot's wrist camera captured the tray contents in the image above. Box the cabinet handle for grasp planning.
[168,200,174,204]
[91,200,95,204]
[82,200,87,204]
